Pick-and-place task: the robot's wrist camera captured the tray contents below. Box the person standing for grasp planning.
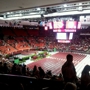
[61,54,77,83]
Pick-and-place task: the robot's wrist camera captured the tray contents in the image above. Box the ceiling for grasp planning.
[0,0,90,20]
[0,0,86,13]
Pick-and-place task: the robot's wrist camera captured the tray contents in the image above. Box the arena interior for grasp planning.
[0,0,90,90]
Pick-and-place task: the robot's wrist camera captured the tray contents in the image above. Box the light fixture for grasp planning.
[79,3,82,5]
[44,10,90,17]
[78,6,82,11]
[63,4,67,7]
[37,8,41,10]
[3,15,41,20]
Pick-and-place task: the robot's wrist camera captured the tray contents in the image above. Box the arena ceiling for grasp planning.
[0,0,90,20]
[0,0,85,13]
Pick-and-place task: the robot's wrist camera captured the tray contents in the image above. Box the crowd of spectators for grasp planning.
[0,54,89,90]
[0,28,90,89]
[0,35,90,55]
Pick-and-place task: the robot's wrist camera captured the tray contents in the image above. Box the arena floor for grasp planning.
[15,51,90,78]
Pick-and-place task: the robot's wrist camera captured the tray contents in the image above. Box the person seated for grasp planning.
[64,82,77,90]
[32,65,39,78]
[86,83,90,90]
[61,54,77,83]
[38,66,45,78]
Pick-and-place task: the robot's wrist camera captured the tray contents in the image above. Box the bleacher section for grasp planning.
[0,26,89,55]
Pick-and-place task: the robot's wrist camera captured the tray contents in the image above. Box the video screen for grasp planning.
[56,32,74,40]
[53,29,62,32]
[56,33,67,40]
[53,29,76,32]
[69,33,73,39]
[57,40,71,43]
[48,22,53,29]
[77,22,81,29]
[66,21,77,29]
[65,29,76,32]
[53,21,64,29]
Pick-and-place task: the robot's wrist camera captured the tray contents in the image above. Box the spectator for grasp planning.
[86,83,90,90]
[38,66,45,78]
[61,54,77,83]
[32,65,39,77]
[22,64,27,76]
[64,82,77,90]
[81,65,90,90]
[11,63,18,75]
[3,63,8,74]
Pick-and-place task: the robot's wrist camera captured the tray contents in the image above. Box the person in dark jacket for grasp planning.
[61,54,77,83]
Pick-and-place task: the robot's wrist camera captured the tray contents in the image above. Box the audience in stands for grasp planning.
[0,35,90,55]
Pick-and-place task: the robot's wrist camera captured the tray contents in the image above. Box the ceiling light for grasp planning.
[7,12,10,14]
[3,15,41,20]
[37,8,41,10]
[63,4,67,7]
[78,6,82,11]
[29,12,38,15]
[0,17,4,20]
[79,3,82,5]
[44,10,90,17]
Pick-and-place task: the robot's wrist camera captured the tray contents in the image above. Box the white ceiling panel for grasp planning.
[0,0,86,13]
